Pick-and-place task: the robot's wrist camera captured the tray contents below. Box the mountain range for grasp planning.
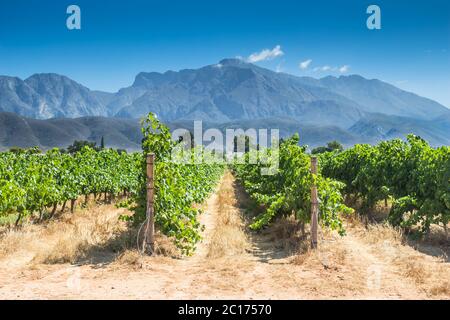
[1,58,449,150]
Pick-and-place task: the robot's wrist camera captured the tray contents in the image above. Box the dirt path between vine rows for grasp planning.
[0,171,448,299]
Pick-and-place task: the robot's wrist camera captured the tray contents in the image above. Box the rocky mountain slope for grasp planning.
[1,59,449,148]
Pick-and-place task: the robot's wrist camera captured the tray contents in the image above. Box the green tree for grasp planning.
[67,140,99,154]
[327,140,344,152]
[311,146,330,155]
[312,140,344,154]
[8,146,25,154]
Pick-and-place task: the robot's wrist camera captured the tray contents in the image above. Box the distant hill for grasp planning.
[0,112,141,151]
[171,117,360,147]
[0,74,111,119]
[1,112,449,151]
[110,59,450,123]
[348,113,450,146]
[1,59,449,123]
[317,75,448,120]
[1,58,449,148]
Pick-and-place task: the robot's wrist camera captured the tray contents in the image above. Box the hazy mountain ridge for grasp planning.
[0,73,110,119]
[0,112,141,151]
[1,112,448,152]
[2,59,448,122]
[348,113,450,146]
[317,75,448,120]
[0,113,362,151]
[1,58,449,148]
[112,59,370,127]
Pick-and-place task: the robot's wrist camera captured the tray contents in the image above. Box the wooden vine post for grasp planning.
[145,153,155,253]
[310,156,319,249]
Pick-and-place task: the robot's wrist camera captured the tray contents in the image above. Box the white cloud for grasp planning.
[313,64,350,73]
[339,65,350,73]
[299,59,312,70]
[247,45,284,63]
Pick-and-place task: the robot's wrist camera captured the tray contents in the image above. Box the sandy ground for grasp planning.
[0,172,448,300]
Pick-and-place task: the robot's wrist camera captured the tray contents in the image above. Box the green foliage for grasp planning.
[327,140,344,152]
[233,134,352,235]
[311,146,330,155]
[0,113,224,255]
[8,147,25,154]
[67,140,100,154]
[0,147,141,224]
[129,113,224,254]
[319,135,450,234]
[311,140,344,154]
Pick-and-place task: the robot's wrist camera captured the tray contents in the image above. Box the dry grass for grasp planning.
[394,252,450,299]
[0,227,32,258]
[422,224,450,247]
[360,223,404,246]
[115,250,143,268]
[31,205,127,264]
[1,174,448,300]
[264,216,309,255]
[0,223,56,264]
[266,215,348,269]
[402,260,429,285]
[0,194,184,269]
[289,218,450,299]
[291,236,348,271]
[0,204,130,266]
[354,221,450,299]
[153,232,181,257]
[290,233,366,296]
[112,232,180,269]
[393,253,450,298]
[430,281,450,297]
[206,172,249,259]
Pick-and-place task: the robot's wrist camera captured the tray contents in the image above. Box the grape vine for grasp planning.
[319,135,450,234]
[232,134,353,235]
[0,147,141,224]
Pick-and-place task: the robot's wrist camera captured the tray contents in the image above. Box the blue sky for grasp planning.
[0,0,449,106]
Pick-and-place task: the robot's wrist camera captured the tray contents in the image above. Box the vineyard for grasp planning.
[0,146,142,225]
[0,114,224,254]
[319,135,450,235]
[232,134,352,235]
[1,115,449,254]
[233,133,449,244]
[0,114,449,299]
